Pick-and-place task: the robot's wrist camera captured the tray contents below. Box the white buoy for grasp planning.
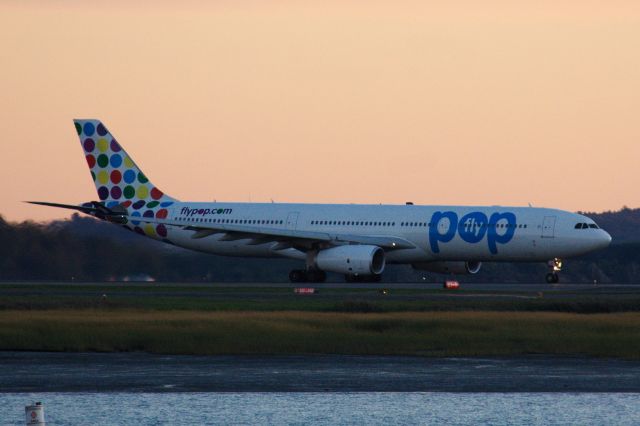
[25,402,45,426]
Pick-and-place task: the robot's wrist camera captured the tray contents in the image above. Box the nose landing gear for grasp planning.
[545,258,562,284]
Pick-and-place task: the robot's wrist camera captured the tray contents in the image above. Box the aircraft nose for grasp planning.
[595,230,612,249]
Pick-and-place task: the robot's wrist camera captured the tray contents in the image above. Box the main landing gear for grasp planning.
[289,269,327,283]
[545,258,563,284]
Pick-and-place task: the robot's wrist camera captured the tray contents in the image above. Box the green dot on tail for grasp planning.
[97,154,109,168]
[124,186,135,199]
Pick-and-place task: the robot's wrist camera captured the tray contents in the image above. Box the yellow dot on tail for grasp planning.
[124,157,134,168]
[144,224,156,236]
[137,185,149,199]
[97,138,109,152]
[97,170,109,184]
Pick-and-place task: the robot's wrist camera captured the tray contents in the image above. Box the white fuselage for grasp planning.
[138,202,611,264]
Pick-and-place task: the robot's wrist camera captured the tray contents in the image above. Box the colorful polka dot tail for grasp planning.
[75,119,177,240]
[75,119,177,207]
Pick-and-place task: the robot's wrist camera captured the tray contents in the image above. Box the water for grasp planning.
[2,392,640,425]
[4,353,640,393]
[3,353,640,424]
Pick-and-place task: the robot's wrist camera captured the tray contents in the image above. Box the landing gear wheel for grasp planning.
[545,273,559,284]
[546,258,563,284]
[289,269,308,283]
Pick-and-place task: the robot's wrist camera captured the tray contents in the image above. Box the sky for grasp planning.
[2,0,640,222]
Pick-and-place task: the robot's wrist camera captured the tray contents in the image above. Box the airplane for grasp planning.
[30,119,612,284]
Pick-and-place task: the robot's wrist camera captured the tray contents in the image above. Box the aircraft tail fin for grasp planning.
[74,119,178,210]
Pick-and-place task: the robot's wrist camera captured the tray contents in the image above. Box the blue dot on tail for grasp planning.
[124,169,136,184]
[131,211,141,225]
[110,154,123,168]
[83,122,95,136]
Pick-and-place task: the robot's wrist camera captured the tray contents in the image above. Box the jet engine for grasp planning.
[412,261,482,275]
[314,245,386,275]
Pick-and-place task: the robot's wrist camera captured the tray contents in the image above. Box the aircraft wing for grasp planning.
[142,218,415,251]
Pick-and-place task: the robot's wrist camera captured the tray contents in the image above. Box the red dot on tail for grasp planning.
[156,209,168,219]
[150,188,163,200]
[86,155,96,168]
[110,170,122,184]
[156,224,167,237]
[121,201,132,208]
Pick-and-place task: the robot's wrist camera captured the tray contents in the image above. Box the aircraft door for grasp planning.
[541,216,557,238]
[286,212,299,230]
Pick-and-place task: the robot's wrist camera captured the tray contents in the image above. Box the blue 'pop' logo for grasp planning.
[429,211,517,254]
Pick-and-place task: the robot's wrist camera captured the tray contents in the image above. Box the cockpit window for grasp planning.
[576,222,600,230]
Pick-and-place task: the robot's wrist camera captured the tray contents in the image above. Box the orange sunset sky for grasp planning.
[1,1,639,222]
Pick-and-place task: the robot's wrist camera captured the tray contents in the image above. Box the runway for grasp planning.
[0,281,640,294]
[0,281,638,304]
[2,352,640,393]
[1,281,638,292]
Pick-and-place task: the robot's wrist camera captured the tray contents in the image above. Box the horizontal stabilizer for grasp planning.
[27,201,102,214]
[27,201,128,224]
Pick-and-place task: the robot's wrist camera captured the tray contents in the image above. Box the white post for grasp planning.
[25,402,45,426]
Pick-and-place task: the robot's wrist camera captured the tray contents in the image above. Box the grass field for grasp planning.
[1,310,639,359]
[1,283,639,358]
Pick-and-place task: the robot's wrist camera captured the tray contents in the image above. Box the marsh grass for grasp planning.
[0,310,638,358]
